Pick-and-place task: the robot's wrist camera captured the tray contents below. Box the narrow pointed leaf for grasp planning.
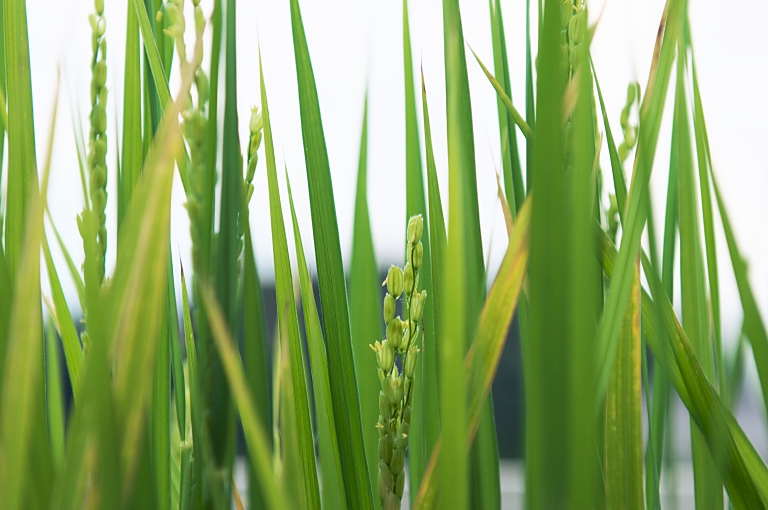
[288,1,373,506]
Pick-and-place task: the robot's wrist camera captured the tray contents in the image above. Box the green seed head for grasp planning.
[569,11,585,46]
[377,417,387,437]
[403,262,414,296]
[93,60,107,90]
[390,446,405,474]
[383,370,399,405]
[249,107,263,134]
[95,0,104,15]
[379,391,390,421]
[386,317,403,350]
[407,215,423,245]
[412,242,423,270]
[397,420,409,439]
[378,461,393,495]
[560,0,572,29]
[394,472,405,499]
[381,340,394,372]
[93,137,107,162]
[383,293,395,324]
[386,265,403,297]
[194,5,205,32]
[404,346,418,379]
[403,407,411,425]
[92,106,107,135]
[195,69,209,104]
[379,436,393,464]
[383,493,400,510]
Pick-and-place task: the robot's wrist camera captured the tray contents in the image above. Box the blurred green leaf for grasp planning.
[203,285,287,510]
[42,236,83,401]
[3,0,38,285]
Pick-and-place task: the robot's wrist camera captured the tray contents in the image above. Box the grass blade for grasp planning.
[603,263,643,507]
[348,92,381,499]
[420,72,444,470]
[3,0,38,283]
[403,1,437,499]
[525,0,568,505]
[595,0,687,403]
[599,233,768,508]
[45,319,65,471]
[489,0,524,210]
[203,286,287,510]
[674,37,722,509]
[42,235,83,401]
[260,54,321,509]
[0,87,50,509]
[470,48,533,141]
[243,216,273,510]
[120,0,143,230]
[441,0,498,506]
[287,171,347,510]
[415,198,531,509]
[180,265,206,510]
[289,1,373,506]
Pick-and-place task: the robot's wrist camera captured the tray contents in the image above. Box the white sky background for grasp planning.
[20,0,768,366]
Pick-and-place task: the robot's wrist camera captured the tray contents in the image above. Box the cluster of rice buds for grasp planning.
[561,0,586,167]
[80,0,108,283]
[238,107,263,256]
[171,0,211,280]
[618,82,641,161]
[371,214,427,510]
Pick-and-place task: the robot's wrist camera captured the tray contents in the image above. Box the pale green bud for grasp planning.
[249,107,263,134]
[570,43,584,72]
[379,391,390,421]
[397,420,409,439]
[381,340,394,372]
[378,461,393,495]
[412,242,423,270]
[383,293,395,324]
[390,446,405,475]
[560,0,572,29]
[93,137,107,162]
[383,369,400,405]
[383,493,400,510]
[95,0,104,15]
[92,105,107,134]
[90,164,107,190]
[407,215,423,245]
[386,265,403,297]
[386,317,403,350]
[569,11,585,46]
[196,70,209,104]
[403,262,414,296]
[377,417,387,437]
[394,472,405,499]
[93,60,107,90]
[379,436,392,464]
[194,5,205,33]
[404,346,418,379]
[627,82,638,104]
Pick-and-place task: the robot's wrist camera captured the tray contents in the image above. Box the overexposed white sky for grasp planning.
[13,0,768,355]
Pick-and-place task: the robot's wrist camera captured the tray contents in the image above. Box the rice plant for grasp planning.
[0,0,766,508]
